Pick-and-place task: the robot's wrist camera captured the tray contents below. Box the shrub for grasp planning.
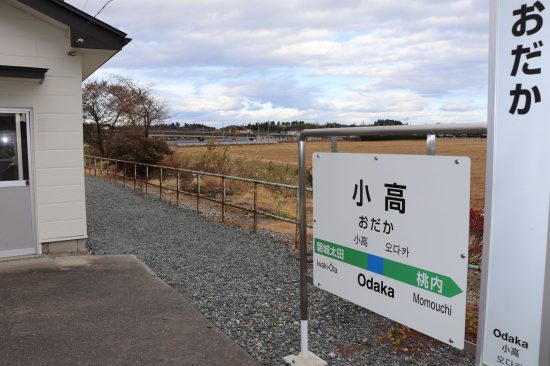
[198,145,231,175]
[469,208,484,242]
[469,208,484,265]
[106,133,172,166]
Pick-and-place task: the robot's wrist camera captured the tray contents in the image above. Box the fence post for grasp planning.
[426,134,437,155]
[331,136,338,152]
[145,165,149,195]
[253,182,258,233]
[160,168,163,200]
[221,177,226,223]
[94,157,97,176]
[176,171,180,206]
[100,158,103,176]
[196,174,201,213]
[123,162,126,187]
[134,163,137,191]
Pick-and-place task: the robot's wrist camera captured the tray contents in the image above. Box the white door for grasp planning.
[0,110,35,257]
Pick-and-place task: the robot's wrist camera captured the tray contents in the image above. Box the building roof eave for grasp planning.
[13,0,131,51]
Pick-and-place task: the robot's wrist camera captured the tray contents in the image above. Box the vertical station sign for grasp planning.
[313,153,470,349]
[479,1,550,365]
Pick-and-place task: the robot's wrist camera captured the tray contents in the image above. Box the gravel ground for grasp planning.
[86,176,475,366]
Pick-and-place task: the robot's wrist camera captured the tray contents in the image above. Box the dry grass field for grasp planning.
[171,138,487,210]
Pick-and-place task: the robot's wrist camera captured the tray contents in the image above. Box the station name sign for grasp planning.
[313,153,471,349]
[479,1,550,365]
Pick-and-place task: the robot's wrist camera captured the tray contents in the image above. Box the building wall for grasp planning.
[0,1,87,245]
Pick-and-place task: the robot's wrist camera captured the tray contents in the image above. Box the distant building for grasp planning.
[0,0,129,258]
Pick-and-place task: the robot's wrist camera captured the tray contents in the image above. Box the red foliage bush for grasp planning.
[469,208,485,265]
[469,208,484,239]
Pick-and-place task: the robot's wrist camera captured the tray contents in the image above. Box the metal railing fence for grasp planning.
[84,155,313,242]
[83,154,482,272]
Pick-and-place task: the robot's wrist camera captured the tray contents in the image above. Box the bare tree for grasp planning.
[112,77,169,138]
[83,76,170,157]
[82,79,121,156]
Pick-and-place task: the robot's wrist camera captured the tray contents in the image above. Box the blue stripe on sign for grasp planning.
[367,254,384,275]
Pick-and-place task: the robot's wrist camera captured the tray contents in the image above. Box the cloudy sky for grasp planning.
[68,0,490,126]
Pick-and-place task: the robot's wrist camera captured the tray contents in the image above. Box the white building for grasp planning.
[0,0,129,258]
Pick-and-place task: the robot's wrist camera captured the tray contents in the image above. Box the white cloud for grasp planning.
[75,0,490,125]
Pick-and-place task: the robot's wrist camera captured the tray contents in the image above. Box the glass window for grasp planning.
[20,114,29,181]
[0,114,19,181]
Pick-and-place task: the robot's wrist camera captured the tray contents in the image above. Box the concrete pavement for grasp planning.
[0,255,260,366]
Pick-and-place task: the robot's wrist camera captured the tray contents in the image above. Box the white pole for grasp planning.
[300,320,309,358]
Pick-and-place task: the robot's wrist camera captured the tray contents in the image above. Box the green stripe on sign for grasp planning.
[383,258,462,298]
[314,238,462,298]
[314,238,367,268]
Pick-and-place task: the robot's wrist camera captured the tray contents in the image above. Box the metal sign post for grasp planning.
[476,1,550,365]
[283,123,486,365]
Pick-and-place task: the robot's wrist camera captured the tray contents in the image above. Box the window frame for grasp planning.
[0,111,30,188]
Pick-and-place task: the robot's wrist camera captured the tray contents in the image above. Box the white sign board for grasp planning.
[313,153,470,349]
[479,1,550,365]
